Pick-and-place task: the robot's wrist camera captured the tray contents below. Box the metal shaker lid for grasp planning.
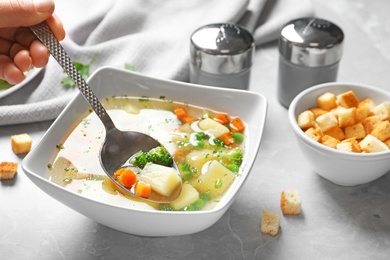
[190,23,255,74]
[279,17,344,67]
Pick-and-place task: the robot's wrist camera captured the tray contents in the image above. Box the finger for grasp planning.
[0,37,13,55]
[9,43,27,59]
[29,39,49,68]
[46,15,66,41]
[0,55,24,84]
[13,49,33,72]
[0,0,55,28]
[13,27,38,49]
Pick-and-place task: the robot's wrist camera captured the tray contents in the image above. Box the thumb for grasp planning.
[0,0,55,28]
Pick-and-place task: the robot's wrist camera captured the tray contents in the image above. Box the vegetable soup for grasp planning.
[49,96,246,211]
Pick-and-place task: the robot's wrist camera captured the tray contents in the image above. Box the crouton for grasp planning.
[304,127,323,142]
[297,110,315,130]
[384,138,390,148]
[317,92,337,111]
[310,107,328,118]
[371,102,390,120]
[359,134,389,153]
[336,90,359,108]
[321,134,340,149]
[337,108,356,128]
[371,120,390,141]
[358,97,376,111]
[260,210,280,236]
[344,122,366,139]
[298,90,390,154]
[280,189,302,215]
[325,126,345,140]
[0,162,18,180]
[337,138,362,153]
[316,112,338,132]
[355,106,369,123]
[11,133,32,154]
[362,116,382,134]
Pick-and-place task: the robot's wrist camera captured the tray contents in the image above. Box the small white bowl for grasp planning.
[22,66,267,236]
[289,82,390,186]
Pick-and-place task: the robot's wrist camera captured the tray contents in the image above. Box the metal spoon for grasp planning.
[30,22,181,203]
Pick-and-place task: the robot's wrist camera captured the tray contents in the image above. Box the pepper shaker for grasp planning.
[277,17,344,107]
[190,23,255,90]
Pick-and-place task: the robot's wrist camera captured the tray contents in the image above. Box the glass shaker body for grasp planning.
[277,18,344,107]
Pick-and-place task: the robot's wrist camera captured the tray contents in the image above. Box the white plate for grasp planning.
[0,67,42,99]
[22,66,267,236]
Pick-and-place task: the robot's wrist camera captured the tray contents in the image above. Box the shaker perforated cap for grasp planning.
[190,23,255,74]
[279,17,344,67]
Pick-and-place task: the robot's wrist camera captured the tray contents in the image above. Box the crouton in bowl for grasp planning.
[288,82,390,186]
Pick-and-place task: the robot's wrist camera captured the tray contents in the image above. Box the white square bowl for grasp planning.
[22,66,267,236]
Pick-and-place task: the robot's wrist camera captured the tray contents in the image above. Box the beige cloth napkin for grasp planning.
[0,0,313,126]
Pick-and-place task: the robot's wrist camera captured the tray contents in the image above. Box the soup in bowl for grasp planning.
[22,66,267,236]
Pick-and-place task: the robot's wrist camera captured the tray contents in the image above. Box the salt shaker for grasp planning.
[190,23,255,90]
[277,17,344,107]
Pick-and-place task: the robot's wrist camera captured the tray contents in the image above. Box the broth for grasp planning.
[49,96,246,211]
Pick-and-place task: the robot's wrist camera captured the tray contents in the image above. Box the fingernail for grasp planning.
[34,0,54,13]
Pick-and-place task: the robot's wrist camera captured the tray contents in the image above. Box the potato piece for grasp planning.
[260,210,280,236]
[198,118,229,137]
[169,183,199,210]
[317,92,337,111]
[193,160,236,197]
[139,163,181,197]
[185,149,215,173]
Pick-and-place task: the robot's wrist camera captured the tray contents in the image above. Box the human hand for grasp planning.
[0,0,65,84]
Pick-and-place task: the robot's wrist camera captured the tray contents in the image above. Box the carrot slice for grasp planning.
[214,113,230,125]
[114,167,125,177]
[218,132,235,146]
[135,181,151,198]
[117,169,137,189]
[174,107,187,119]
[230,117,245,133]
[181,115,196,124]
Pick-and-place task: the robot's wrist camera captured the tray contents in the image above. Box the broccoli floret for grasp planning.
[131,151,149,169]
[131,146,173,169]
[178,163,197,181]
[222,148,243,167]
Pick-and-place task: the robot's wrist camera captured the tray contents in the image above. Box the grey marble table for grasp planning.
[1,0,389,259]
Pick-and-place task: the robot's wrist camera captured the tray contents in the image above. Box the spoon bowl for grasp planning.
[30,22,181,202]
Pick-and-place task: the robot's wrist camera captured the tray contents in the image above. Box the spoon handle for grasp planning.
[30,22,115,130]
